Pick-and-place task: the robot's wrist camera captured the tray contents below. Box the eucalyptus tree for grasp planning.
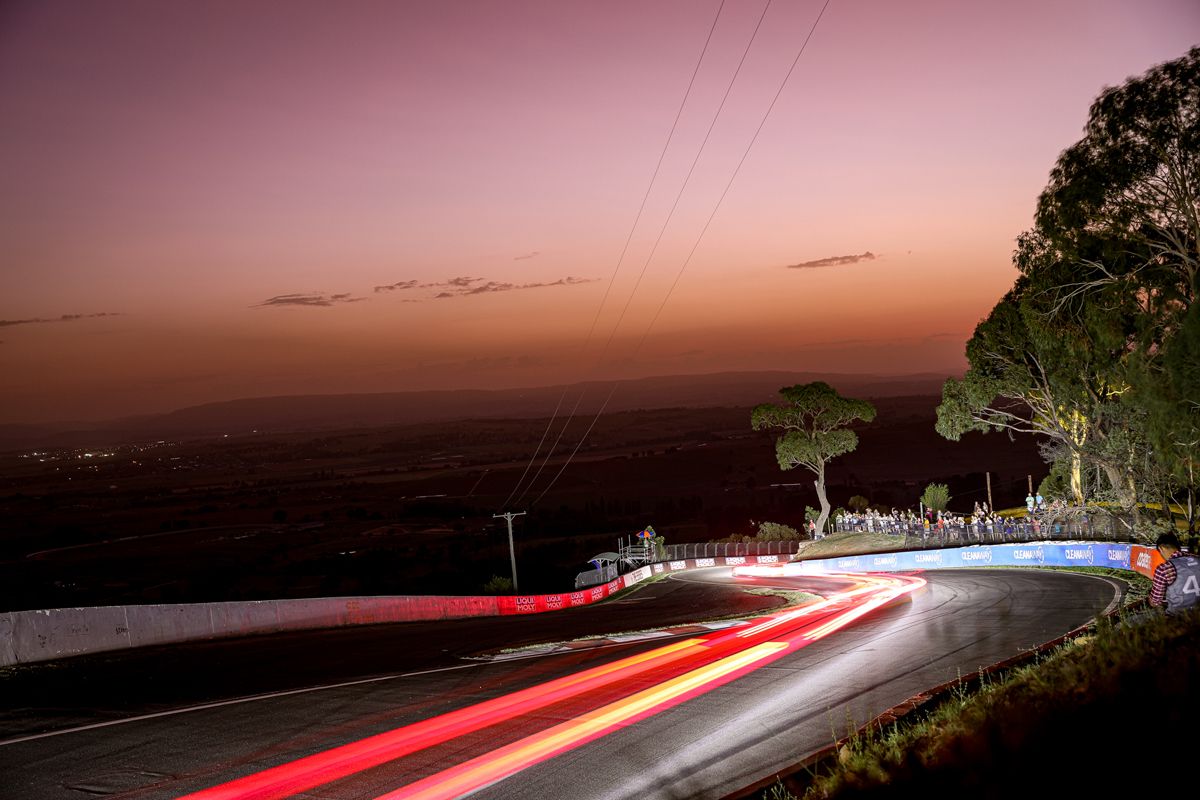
[939,47,1199,521]
[751,382,876,536]
[1034,48,1198,477]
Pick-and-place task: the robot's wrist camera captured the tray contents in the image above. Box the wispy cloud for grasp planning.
[372,275,596,301]
[513,251,541,261]
[255,293,366,308]
[431,276,595,298]
[786,251,878,269]
[0,312,122,328]
[373,280,419,293]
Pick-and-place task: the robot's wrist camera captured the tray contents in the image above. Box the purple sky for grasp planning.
[2,0,1198,422]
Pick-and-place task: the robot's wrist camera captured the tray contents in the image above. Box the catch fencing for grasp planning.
[661,541,802,560]
[832,516,1137,547]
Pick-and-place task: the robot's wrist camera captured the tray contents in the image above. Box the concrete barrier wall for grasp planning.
[0,613,17,666]
[0,552,789,667]
[0,595,509,667]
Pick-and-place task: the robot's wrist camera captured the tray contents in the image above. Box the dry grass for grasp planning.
[796,531,909,558]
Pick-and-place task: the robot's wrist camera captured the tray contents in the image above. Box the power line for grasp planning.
[497,0,729,511]
[529,0,835,508]
[516,0,777,509]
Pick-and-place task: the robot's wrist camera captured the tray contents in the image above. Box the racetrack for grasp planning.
[0,568,1121,800]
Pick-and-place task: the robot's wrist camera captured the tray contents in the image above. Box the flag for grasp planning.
[637,525,656,539]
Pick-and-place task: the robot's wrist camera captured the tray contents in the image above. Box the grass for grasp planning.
[756,568,1200,800]
[797,531,909,558]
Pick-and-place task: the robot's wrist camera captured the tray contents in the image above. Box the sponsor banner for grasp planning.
[568,591,588,607]
[957,547,993,566]
[695,558,716,568]
[1131,545,1163,579]
[622,566,652,589]
[1100,544,1132,569]
[911,549,953,568]
[986,544,1045,566]
[669,560,687,571]
[653,563,665,574]
[1059,545,1096,566]
[724,556,746,566]
[755,555,780,564]
[732,541,1142,580]
[514,596,538,614]
[870,553,900,569]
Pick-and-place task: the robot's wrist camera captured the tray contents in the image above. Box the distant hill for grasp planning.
[0,371,952,450]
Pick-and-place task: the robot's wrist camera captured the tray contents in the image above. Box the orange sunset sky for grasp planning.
[2,0,1198,423]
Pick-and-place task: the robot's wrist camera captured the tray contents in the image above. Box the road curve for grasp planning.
[0,568,1120,800]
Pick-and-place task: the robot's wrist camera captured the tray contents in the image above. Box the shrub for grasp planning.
[921,483,951,512]
[481,575,514,594]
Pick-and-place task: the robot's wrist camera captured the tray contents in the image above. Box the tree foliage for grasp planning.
[847,495,870,513]
[752,382,876,535]
[937,46,1200,534]
[921,483,951,513]
[755,521,800,541]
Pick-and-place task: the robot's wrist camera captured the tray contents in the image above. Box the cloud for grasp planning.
[432,276,483,289]
[0,312,122,328]
[431,276,596,298]
[374,276,596,301]
[373,280,419,293]
[513,251,541,261]
[786,251,879,269]
[254,293,365,308]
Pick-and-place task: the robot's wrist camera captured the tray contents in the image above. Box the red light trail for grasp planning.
[177,572,924,800]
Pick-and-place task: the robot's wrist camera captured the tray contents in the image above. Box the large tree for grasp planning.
[938,47,1199,528]
[751,382,876,536]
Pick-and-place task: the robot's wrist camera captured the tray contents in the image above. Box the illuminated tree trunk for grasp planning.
[814,463,831,536]
[1101,462,1139,526]
[1069,411,1087,505]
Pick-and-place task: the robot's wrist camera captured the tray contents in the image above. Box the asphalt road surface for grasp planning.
[0,568,1122,800]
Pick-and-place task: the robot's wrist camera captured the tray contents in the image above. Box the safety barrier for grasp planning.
[0,554,788,667]
[733,540,1164,579]
[7,543,1136,668]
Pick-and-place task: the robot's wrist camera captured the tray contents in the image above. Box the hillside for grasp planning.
[0,371,952,450]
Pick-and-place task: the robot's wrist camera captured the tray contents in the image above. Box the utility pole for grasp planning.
[986,471,994,514]
[492,512,525,592]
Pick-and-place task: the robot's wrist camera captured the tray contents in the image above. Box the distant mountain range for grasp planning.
[0,371,953,450]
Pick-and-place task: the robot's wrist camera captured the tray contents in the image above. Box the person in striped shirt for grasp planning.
[1149,532,1200,615]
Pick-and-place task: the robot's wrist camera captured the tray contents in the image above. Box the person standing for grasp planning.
[1026,493,1035,515]
[1149,532,1200,615]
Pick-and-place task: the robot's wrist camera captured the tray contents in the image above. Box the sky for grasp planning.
[1,0,1198,423]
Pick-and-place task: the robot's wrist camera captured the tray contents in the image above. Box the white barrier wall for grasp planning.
[0,554,780,667]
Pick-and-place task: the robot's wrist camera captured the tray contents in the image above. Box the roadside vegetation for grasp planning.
[763,598,1200,799]
[933,47,1199,542]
